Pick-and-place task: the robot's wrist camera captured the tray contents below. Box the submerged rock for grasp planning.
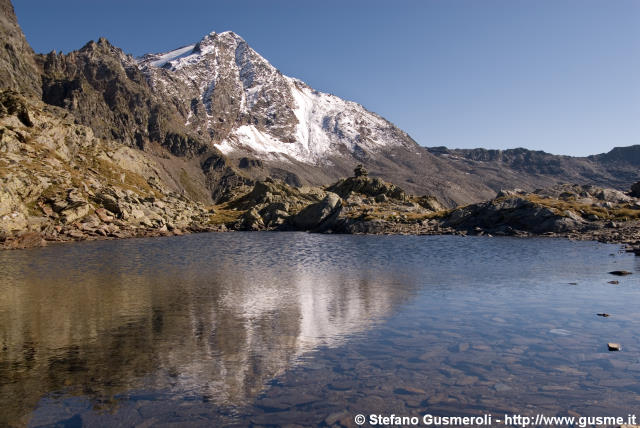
[608,343,621,351]
[609,271,632,276]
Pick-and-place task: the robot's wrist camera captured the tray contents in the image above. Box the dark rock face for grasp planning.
[201,151,252,202]
[0,0,41,97]
[37,38,207,157]
[0,90,32,126]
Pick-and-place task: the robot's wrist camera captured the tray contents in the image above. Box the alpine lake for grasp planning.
[1,232,639,427]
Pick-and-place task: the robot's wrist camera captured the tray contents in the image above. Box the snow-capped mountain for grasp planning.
[137,31,417,165]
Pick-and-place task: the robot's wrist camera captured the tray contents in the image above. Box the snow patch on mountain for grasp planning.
[217,125,295,160]
[142,44,195,68]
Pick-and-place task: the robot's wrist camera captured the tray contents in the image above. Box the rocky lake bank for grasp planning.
[4,139,640,256]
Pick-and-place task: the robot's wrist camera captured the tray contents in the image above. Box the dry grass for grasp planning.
[347,203,449,223]
[525,194,640,221]
[179,168,207,202]
[208,204,244,225]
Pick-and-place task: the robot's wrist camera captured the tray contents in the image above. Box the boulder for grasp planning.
[259,202,290,227]
[238,208,264,231]
[374,193,387,203]
[415,195,444,212]
[94,188,125,215]
[595,189,631,203]
[95,208,114,222]
[291,193,342,231]
[67,189,86,205]
[3,231,45,249]
[496,189,525,198]
[60,203,90,224]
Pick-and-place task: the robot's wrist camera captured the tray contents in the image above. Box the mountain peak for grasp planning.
[135,29,417,165]
[193,30,246,54]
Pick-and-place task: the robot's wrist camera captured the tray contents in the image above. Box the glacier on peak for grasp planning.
[136,30,416,164]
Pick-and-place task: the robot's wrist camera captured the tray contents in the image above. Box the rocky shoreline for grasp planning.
[5,161,640,256]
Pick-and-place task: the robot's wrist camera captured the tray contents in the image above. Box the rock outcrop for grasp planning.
[327,166,407,201]
[443,184,640,236]
[213,170,444,234]
[0,0,41,98]
[0,91,220,249]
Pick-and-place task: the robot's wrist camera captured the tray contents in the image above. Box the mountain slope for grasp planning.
[134,32,534,205]
[137,32,640,205]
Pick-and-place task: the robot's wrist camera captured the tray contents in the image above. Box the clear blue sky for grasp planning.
[12,0,640,156]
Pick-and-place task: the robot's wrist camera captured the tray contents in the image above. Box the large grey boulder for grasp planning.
[60,203,90,224]
[291,193,342,231]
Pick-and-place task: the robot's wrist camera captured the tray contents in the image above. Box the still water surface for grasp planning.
[1,233,639,427]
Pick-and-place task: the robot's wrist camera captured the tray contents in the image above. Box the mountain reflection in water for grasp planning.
[0,233,415,427]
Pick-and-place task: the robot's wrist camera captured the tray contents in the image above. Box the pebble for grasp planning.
[394,386,427,395]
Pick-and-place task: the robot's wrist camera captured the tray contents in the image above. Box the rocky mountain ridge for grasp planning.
[428,146,640,190]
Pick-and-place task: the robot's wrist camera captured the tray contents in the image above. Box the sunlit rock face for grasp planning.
[0,235,414,426]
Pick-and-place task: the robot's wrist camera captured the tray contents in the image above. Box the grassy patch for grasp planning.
[89,156,157,197]
[208,204,244,225]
